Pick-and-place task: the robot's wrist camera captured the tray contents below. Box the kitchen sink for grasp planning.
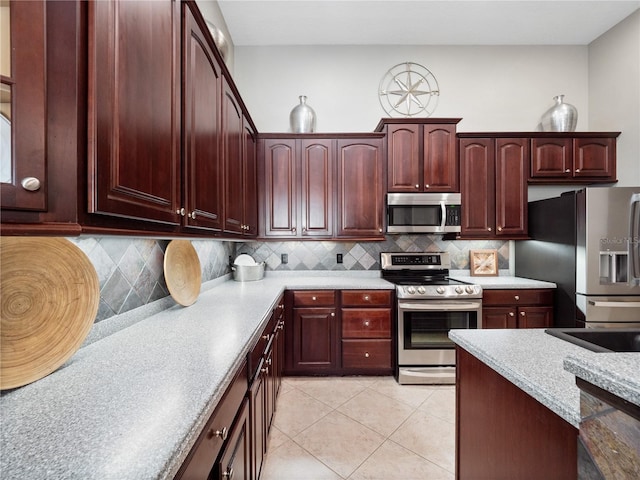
[545,328,640,353]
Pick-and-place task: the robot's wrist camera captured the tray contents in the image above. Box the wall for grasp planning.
[68,237,235,323]
[588,8,640,186]
[232,44,588,133]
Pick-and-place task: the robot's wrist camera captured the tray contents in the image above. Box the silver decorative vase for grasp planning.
[289,96,316,133]
[539,95,578,132]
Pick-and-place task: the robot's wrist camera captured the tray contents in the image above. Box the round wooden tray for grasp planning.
[1,237,99,390]
[164,240,202,306]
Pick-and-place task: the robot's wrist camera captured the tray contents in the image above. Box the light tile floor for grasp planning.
[261,376,456,480]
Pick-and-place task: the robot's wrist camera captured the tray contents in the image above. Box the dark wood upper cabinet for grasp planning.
[301,139,333,237]
[335,137,385,239]
[183,3,223,231]
[87,0,181,225]
[529,133,618,183]
[0,1,47,212]
[260,138,298,237]
[223,76,244,235]
[376,118,460,193]
[242,121,258,237]
[459,135,528,239]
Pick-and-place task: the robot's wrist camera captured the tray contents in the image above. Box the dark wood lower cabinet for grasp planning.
[456,347,577,480]
[215,398,251,480]
[482,289,554,329]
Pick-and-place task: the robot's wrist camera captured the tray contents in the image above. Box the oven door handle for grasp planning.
[398,301,482,311]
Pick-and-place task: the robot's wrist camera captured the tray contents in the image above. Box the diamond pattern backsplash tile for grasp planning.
[68,237,235,323]
[237,235,509,272]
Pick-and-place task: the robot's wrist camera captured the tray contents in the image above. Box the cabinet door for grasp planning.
[183,4,223,231]
[336,138,384,238]
[1,1,47,211]
[573,137,615,179]
[423,124,458,192]
[223,77,244,235]
[249,359,266,480]
[216,399,250,480]
[482,307,517,329]
[261,139,297,237]
[242,121,258,236]
[530,138,572,179]
[87,0,180,224]
[460,138,494,237]
[387,124,420,192]
[518,307,553,328]
[291,308,337,372]
[495,138,528,237]
[301,139,333,237]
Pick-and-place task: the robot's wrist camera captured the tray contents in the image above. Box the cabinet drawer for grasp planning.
[483,289,553,306]
[177,362,248,479]
[341,290,392,307]
[342,340,392,369]
[342,309,391,338]
[293,290,336,307]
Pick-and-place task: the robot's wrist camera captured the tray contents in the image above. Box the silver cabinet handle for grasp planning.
[415,184,419,189]
[364,352,370,358]
[222,467,234,479]
[188,211,197,219]
[330,312,335,317]
[565,169,571,173]
[176,207,185,216]
[520,311,525,316]
[312,296,317,301]
[363,320,370,327]
[497,226,502,232]
[575,169,581,173]
[509,312,515,317]
[487,227,492,232]
[21,177,41,191]
[210,426,228,441]
[514,295,520,301]
[364,295,370,301]
[425,184,430,189]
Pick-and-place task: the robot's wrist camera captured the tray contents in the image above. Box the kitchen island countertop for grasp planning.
[449,329,640,428]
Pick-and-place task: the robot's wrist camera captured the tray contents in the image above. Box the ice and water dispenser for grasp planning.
[599,251,628,284]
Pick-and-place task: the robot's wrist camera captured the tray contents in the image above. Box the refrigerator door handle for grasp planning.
[588,300,640,308]
[629,193,640,287]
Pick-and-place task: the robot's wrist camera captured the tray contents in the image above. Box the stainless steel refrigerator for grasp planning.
[515,186,640,328]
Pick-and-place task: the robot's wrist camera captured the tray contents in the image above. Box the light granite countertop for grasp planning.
[449,329,640,429]
[0,271,556,479]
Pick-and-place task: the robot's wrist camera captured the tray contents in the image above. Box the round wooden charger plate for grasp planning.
[164,240,201,306]
[0,237,99,390]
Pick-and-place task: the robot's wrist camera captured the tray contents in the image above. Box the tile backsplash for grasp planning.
[237,235,509,272]
[70,235,508,324]
[69,237,235,322]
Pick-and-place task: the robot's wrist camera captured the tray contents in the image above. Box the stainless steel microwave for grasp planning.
[386,193,461,233]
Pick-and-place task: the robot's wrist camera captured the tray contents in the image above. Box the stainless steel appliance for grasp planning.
[516,187,640,328]
[381,252,482,384]
[386,193,461,234]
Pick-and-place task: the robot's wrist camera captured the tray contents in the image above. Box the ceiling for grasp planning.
[217,0,640,46]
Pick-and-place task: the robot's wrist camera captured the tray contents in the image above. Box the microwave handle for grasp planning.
[440,202,446,230]
[630,193,640,287]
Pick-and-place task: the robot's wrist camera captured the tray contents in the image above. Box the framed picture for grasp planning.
[470,249,498,276]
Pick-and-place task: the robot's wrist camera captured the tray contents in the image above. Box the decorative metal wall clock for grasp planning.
[378,61,440,117]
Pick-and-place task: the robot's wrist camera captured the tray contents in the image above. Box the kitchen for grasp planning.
[1,1,640,479]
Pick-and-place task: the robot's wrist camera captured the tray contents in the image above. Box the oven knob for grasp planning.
[417,286,426,294]
[455,286,464,294]
[436,286,445,294]
[406,286,416,294]
[465,286,475,294]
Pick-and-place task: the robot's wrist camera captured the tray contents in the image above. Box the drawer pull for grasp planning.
[363,320,370,327]
[520,311,526,316]
[211,427,228,441]
[222,467,234,479]
[364,295,370,301]
[331,312,335,317]
[509,312,515,317]
[514,295,520,301]
[261,367,269,375]
[365,352,370,358]
[262,334,270,341]
[312,296,317,301]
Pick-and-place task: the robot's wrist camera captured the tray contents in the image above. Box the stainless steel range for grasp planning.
[381,252,482,384]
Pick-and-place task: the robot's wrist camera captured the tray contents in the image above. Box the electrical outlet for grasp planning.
[336,253,343,264]
[281,253,288,264]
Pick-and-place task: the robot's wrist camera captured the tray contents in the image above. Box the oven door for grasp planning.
[397,300,482,366]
